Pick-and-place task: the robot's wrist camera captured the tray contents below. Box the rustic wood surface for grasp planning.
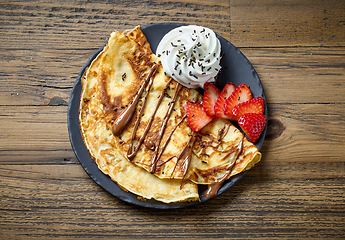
[1,0,344,239]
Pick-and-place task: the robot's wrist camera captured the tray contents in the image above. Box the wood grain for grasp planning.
[1,103,344,165]
[0,163,344,239]
[230,0,345,47]
[241,47,345,104]
[0,0,230,50]
[1,47,344,106]
[1,0,344,106]
[0,0,230,107]
[1,0,344,238]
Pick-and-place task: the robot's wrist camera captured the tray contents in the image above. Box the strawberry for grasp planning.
[231,97,265,121]
[185,102,215,132]
[203,82,221,116]
[224,84,253,120]
[214,82,236,119]
[238,113,267,143]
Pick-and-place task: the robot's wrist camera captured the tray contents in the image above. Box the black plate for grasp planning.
[68,23,267,209]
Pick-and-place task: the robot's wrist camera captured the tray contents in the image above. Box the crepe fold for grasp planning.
[79,26,261,203]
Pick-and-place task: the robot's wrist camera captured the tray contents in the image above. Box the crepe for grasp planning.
[79,26,261,203]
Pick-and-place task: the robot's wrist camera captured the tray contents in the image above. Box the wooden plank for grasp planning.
[1,103,344,164]
[0,163,344,239]
[0,106,76,163]
[0,0,230,48]
[0,150,77,164]
[262,102,345,163]
[230,0,345,47]
[240,47,345,104]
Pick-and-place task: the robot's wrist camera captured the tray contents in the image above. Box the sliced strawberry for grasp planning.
[238,113,267,143]
[224,84,253,120]
[214,82,236,119]
[203,82,221,116]
[232,97,265,121]
[185,102,215,132]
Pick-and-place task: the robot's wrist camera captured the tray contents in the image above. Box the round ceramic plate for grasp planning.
[68,23,267,209]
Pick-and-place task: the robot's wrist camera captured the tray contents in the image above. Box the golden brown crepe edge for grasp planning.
[78,29,200,204]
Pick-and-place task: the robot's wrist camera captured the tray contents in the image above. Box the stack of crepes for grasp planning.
[79,26,261,203]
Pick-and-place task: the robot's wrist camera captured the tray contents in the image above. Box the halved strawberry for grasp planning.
[238,113,267,143]
[185,101,215,132]
[224,84,253,120]
[203,82,221,116]
[214,82,236,119]
[231,97,265,121]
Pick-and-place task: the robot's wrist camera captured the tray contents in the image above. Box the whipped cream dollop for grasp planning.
[156,25,222,89]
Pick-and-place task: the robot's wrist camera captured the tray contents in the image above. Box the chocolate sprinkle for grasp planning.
[122,73,126,81]
[189,71,198,79]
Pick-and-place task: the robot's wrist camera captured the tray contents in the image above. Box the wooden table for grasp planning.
[1,0,344,239]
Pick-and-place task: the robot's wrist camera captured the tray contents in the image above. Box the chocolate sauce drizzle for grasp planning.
[199,123,232,157]
[168,131,197,178]
[155,115,187,169]
[111,63,191,175]
[109,64,243,199]
[203,136,244,199]
[149,83,182,173]
[112,64,159,136]
[127,77,174,160]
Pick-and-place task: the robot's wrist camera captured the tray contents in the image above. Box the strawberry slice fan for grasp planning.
[200,82,267,143]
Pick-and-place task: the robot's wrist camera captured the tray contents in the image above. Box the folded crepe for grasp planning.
[79,26,261,203]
